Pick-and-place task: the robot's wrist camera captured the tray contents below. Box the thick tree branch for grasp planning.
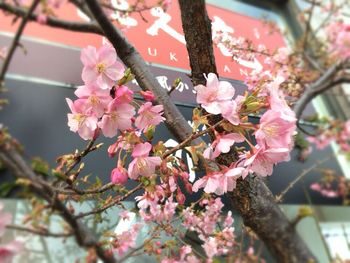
[0,2,102,34]
[294,61,350,120]
[178,0,317,262]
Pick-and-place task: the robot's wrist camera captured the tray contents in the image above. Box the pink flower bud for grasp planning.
[140,90,155,102]
[108,142,118,158]
[111,166,128,185]
[37,14,48,25]
[176,190,186,205]
[184,182,193,194]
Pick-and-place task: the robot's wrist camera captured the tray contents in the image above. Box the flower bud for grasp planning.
[110,166,128,185]
[176,189,186,205]
[140,90,155,102]
[108,142,118,158]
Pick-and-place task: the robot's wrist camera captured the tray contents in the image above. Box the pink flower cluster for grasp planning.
[0,203,23,262]
[67,45,165,185]
[161,245,199,263]
[307,119,350,152]
[112,223,142,256]
[326,21,350,59]
[135,176,179,223]
[193,73,296,194]
[182,198,235,260]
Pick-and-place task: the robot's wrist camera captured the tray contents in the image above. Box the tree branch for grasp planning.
[6,224,73,238]
[0,2,102,35]
[177,0,317,262]
[0,0,40,88]
[0,141,116,263]
[293,62,348,120]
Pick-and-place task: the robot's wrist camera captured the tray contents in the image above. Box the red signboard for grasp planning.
[0,1,285,80]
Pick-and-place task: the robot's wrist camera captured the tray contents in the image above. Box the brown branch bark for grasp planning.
[293,62,350,120]
[178,0,317,262]
[0,142,116,263]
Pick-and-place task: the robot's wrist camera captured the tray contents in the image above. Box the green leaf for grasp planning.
[31,157,49,176]
[0,182,16,197]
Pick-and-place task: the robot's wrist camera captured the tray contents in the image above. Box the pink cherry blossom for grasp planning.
[327,22,350,58]
[255,109,296,149]
[204,132,245,159]
[220,99,240,125]
[0,240,24,263]
[140,196,177,223]
[74,84,112,117]
[221,167,246,193]
[202,237,218,259]
[81,45,125,90]
[193,166,244,195]
[113,223,142,256]
[310,183,322,192]
[243,145,290,177]
[36,13,47,24]
[135,102,165,131]
[192,172,222,194]
[307,134,332,150]
[128,142,162,179]
[110,166,128,185]
[140,90,155,102]
[66,98,98,140]
[194,73,235,114]
[98,99,135,138]
[114,85,134,104]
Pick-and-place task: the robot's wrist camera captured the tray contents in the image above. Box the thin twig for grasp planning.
[0,0,41,88]
[0,2,102,35]
[6,224,73,238]
[162,120,224,158]
[75,184,142,219]
[275,155,333,202]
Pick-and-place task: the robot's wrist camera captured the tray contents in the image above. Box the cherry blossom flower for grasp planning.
[192,172,222,194]
[327,22,350,58]
[220,99,240,125]
[140,196,177,223]
[110,165,128,185]
[0,240,24,263]
[202,237,218,260]
[135,102,165,131]
[66,98,98,140]
[113,223,142,256]
[98,99,135,138]
[307,135,332,150]
[140,90,155,102]
[194,73,235,114]
[81,45,125,90]
[192,167,245,195]
[204,132,245,160]
[74,84,112,117]
[128,142,162,179]
[255,109,296,149]
[114,85,134,104]
[243,145,290,177]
